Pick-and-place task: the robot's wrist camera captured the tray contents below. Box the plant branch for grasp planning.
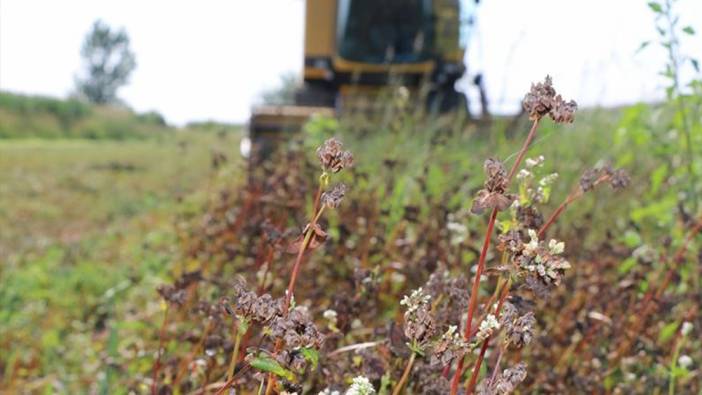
[151,305,170,395]
[392,352,417,395]
[450,119,540,395]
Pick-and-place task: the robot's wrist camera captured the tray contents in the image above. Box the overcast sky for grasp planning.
[1,0,701,125]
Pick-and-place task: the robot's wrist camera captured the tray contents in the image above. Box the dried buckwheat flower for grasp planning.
[430,325,469,367]
[269,306,324,349]
[317,138,354,173]
[157,284,186,307]
[400,287,436,346]
[472,159,517,214]
[477,362,528,395]
[609,168,630,190]
[321,183,347,209]
[579,168,599,192]
[522,75,577,123]
[502,307,536,348]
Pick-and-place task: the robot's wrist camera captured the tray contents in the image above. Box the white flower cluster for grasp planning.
[400,287,431,314]
[525,155,545,168]
[323,309,338,325]
[517,156,546,181]
[345,376,376,395]
[538,172,559,187]
[477,314,501,341]
[681,321,693,336]
[521,230,571,285]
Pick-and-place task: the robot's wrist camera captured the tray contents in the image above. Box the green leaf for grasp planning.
[299,347,319,370]
[250,355,295,381]
[618,257,638,275]
[682,26,695,35]
[648,2,662,13]
[671,365,689,378]
[650,164,668,195]
[658,321,679,343]
[691,58,700,73]
[622,230,642,248]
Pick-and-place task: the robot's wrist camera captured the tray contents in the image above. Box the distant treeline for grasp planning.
[0,92,241,140]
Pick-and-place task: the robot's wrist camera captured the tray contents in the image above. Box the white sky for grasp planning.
[1,0,701,125]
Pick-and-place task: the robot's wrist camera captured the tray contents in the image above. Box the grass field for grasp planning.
[0,135,239,256]
[0,98,244,392]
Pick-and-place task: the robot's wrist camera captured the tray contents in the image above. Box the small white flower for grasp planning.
[548,239,565,255]
[441,325,462,342]
[323,309,338,325]
[400,288,431,314]
[319,389,341,395]
[539,173,559,187]
[678,355,693,369]
[477,314,500,341]
[516,169,532,180]
[345,376,376,395]
[681,321,693,336]
[524,229,539,256]
[525,155,545,168]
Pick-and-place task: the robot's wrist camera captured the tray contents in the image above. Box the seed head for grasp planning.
[430,325,469,367]
[157,285,186,307]
[472,159,517,214]
[269,306,324,349]
[501,303,536,348]
[522,76,577,123]
[477,362,528,395]
[321,183,347,209]
[317,138,354,173]
[579,168,599,192]
[400,287,435,346]
[609,168,630,190]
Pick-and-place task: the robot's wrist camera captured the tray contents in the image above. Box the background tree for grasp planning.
[75,20,136,104]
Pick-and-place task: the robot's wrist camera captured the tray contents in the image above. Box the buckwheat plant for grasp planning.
[448,76,629,394]
[260,138,353,395]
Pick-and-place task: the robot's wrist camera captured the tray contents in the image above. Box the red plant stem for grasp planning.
[537,191,579,239]
[450,207,498,394]
[151,305,170,395]
[265,183,325,395]
[450,119,540,395]
[506,119,541,181]
[538,174,610,239]
[466,279,511,393]
[467,340,490,391]
[282,204,325,312]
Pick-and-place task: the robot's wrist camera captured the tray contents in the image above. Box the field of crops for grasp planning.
[1,78,700,394]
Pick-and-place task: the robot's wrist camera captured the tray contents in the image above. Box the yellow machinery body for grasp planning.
[248,0,476,162]
[300,0,469,111]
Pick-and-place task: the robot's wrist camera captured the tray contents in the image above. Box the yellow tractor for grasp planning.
[248,0,478,161]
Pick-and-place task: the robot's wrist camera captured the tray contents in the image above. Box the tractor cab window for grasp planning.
[337,0,434,64]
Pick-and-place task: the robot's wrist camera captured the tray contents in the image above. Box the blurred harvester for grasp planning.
[248,0,478,162]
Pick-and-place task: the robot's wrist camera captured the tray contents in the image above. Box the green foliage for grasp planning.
[0,92,174,139]
[250,354,296,381]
